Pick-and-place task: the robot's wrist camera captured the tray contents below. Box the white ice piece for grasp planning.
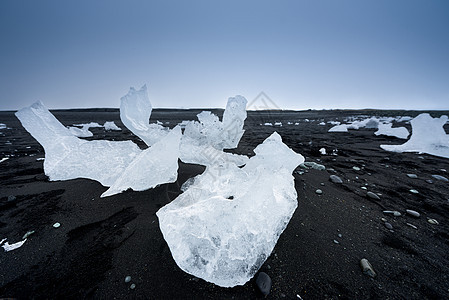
[120,85,169,146]
[328,124,349,132]
[104,121,121,131]
[15,101,141,187]
[68,122,102,137]
[179,96,248,166]
[381,113,449,158]
[157,132,304,287]
[0,123,6,129]
[375,123,409,139]
[2,239,27,252]
[101,126,182,197]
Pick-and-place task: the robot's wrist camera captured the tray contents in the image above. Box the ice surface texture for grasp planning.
[15,101,180,197]
[381,113,449,158]
[157,132,304,287]
[120,85,169,146]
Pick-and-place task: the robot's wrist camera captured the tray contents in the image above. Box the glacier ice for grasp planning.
[101,126,182,197]
[120,85,169,146]
[16,101,181,197]
[104,121,121,131]
[16,102,142,187]
[381,113,449,158]
[68,122,102,137]
[375,123,409,139]
[2,238,27,252]
[328,117,379,132]
[157,132,304,287]
[179,96,249,166]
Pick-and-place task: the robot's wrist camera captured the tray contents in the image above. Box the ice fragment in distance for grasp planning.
[381,113,449,158]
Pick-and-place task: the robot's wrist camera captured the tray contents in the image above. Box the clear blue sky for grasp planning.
[1,0,448,111]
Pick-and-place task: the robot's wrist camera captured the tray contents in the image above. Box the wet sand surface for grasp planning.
[1,109,449,299]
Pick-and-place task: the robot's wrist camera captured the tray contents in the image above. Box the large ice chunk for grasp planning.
[16,102,141,187]
[179,96,248,166]
[157,132,304,287]
[375,123,409,139]
[381,113,449,158]
[120,85,169,146]
[101,126,182,197]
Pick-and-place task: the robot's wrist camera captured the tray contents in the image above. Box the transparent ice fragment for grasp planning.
[15,101,141,187]
[101,126,182,197]
[120,85,169,146]
[157,132,304,287]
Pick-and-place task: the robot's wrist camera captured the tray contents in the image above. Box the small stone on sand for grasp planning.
[329,175,343,184]
[427,218,439,225]
[366,191,380,200]
[315,189,323,195]
[406,209,420,218]
[360,258,376,278]
[432,175,448,182]
[125,276,131,283]
[255,272,272,296]
[53,222,61,228]
[130,283,136,289]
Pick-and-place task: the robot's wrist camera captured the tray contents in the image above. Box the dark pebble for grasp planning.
[7,195,16,202]
[255,272,272,296]
[384,222,393,230]
[329,175,343,184]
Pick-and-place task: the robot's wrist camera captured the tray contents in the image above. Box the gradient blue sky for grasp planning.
[1,0,448,111]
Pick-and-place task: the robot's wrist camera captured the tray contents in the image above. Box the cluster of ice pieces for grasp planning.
[328,116,410,139]
[68,121,121,137]
[157,132,303,287]
[381,113,449,159]
[16,85,303,287]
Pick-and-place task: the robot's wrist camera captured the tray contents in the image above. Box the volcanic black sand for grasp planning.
[1,108,449,299]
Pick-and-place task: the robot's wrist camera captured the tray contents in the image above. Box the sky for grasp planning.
[0,0,448,111]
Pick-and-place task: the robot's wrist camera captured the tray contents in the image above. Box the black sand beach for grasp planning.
[1,109,449,299]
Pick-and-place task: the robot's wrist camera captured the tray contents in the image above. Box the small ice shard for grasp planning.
[53,222,61,228]
[319,148,326,155]
[0,123,6,129]
[104,121,121,131]
[0,157,9,163]
[381,113,449,159]
[318,122,326,126]
[179,96,249,166]
[2,239,27,252]
[274,122,282,126]
[101,126,182,197]
[157,132,304,287]
[120,85,169,146]
[69,122,103,137]
[328,124,349,132]
[375,123,409,139]
[264,122,273,126]
[15,101,141,187]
